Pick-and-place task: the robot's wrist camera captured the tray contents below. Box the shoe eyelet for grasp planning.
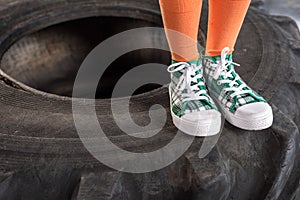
[217,81,222,85]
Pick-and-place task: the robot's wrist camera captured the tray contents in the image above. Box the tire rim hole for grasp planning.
[0,16,171,98]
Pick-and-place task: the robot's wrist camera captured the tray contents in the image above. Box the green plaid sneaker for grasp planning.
[167,60,221,136]
[202,47,273,130]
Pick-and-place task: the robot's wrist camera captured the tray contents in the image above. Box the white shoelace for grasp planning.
[167,62,209,102]
[212,47,252,98]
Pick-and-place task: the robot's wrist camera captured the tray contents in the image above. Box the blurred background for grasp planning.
[264,0,300,28]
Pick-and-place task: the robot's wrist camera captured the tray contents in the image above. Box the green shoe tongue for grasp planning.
[171,59,202,79]
[205,54,233,64]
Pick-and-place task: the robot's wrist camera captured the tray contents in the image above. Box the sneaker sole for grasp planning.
[221,103,273,130]
[171,112,222,137]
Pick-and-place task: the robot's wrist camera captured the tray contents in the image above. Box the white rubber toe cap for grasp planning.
[226,102,273,130]
[172,109,222,137]
[235,102,272,119]
[182,109,221,123]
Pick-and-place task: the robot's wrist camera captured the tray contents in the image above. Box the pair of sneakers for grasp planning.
[167,47,273,136]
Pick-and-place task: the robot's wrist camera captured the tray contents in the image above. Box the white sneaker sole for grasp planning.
[221,103,273,130]
[171,111,222,137]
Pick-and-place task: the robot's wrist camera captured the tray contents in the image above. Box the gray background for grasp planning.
[265,0,300,28]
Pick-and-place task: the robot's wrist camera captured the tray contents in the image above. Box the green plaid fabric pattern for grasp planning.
[203,55,266,113]
[168,61,217,117]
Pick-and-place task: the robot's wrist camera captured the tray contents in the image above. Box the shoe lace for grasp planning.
[167,62,209,102]
[213,47,252,98]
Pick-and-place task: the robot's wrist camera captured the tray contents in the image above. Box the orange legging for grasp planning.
[159,0,251,61]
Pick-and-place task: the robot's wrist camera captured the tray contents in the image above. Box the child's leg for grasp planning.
[159,0,203,62]
[206,0,251,56]
[160,0,221,136]
[203,0,273,130]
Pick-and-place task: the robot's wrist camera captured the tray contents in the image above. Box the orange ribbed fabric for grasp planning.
[206,0,251,56]
[159,0,202,62]
[159,0,251,59]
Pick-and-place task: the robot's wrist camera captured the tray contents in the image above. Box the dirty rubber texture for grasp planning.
[0,0,299,200]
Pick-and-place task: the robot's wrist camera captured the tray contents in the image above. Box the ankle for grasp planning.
[171,58,201,66]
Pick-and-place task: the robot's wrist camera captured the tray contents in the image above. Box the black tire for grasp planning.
[0,0,299,199]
